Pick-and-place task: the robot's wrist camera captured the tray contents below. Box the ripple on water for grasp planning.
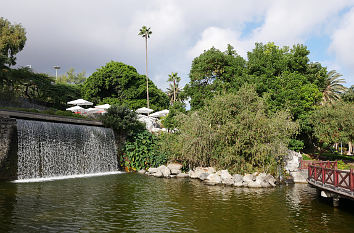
[1,173,354,232]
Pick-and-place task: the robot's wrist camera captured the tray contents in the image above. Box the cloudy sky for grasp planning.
[2,0,354,90]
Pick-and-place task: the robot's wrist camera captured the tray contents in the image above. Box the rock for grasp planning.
[148,167,158,173]
[153,171,163,177]
[199,173,209,181]
[138,169,146,174]
[261,181,271,188]
[190,167,215,179]
[285,150,302,172]
[169,175,176,178]
[264,174,276,187]
[176,173,189,178]
[243,174,254,183]
[233,181,244,187]
[255,173,267,183]
[205,173,222,185]
[158,165,171,177]
[167,163,183,171]
[248,180,262,188]
[222,178,234,186]
[170,168,181,175]
[219,170,233,180]
[233,174,243,183]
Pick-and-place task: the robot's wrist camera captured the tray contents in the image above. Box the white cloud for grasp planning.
[329,7,354,85]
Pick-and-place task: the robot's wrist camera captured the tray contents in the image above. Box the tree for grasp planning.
[0,17,26,68]
[82,61,169,110]
[310,102,353,154]
[321,70,347,105]
[342,85,354,103]
[162,85,299,174]
[167,72,181,104]
[56,68,86,84]
[138,26,152,109]
[184,46,246,109]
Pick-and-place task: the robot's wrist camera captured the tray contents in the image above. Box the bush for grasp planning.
[100,104,145,142]
[123,131,167,171]
[288,139,304,152]
[160,85,299,174]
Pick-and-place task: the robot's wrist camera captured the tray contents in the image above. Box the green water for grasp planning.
[0,173,353,232]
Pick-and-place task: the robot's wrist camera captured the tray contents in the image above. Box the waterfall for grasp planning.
[16,119,118,180]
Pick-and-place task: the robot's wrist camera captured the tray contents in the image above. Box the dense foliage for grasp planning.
[100,104,145,143]
[161,85,299,174]
[82,61,169,110]
[123,131,167,171]
[310,102,353,151]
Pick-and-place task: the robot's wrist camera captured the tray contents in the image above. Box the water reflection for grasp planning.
[0,174,354,232]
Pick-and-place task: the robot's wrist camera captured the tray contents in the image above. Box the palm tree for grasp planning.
[138,26,152,109]
[321,70,347,105]
[167,72,181,104]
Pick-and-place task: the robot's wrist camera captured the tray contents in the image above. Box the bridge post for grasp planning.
[350,169,354,191]
[334,170,338,188]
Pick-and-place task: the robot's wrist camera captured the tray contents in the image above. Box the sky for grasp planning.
[1,0,354,91]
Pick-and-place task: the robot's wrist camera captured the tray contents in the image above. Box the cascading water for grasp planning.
[16,119,118,180]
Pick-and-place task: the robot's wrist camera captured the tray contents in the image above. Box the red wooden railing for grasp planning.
[300,160,337,170]
[308,161,354,192]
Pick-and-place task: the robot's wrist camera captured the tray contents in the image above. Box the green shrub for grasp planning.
[289,139,304,152]
[123,131,167,171]
[160,85,299,174]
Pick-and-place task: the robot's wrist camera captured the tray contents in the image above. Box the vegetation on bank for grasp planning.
[1,17,353,174]
[0,106,87,119]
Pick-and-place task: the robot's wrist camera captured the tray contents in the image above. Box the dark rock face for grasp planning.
[0,116,18,180]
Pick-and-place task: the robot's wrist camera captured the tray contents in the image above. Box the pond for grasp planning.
[0,173,353,232]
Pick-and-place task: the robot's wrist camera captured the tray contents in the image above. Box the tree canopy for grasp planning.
[82,61,169,110]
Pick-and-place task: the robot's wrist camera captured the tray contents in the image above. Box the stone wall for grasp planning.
[0,116,18,180]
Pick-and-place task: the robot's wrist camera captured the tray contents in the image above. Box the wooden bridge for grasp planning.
[306,161,354,206]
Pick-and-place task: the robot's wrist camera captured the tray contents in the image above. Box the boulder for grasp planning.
[199,173,209,181]
[219,170,233,180]
[138,169,146,174]
[264,174,276,187]
[167,163,183,171]
[261,181,271,188]
[169,175,176,178]
[233,174,244,187]
[234,181,244,187]
[222,178,234,186]
[255,173,267,183]
[176,173,189,178]
[189,167,215,179]
[158,165,171,177]
[204,173,222,185]
[243,174,254,183]
[153,171,163,177]
[170,169,181,175]
[248,180,262,188]
[148,167,158,173]
[285,150,302,172]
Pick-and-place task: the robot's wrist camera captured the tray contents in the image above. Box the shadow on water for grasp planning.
[0,174,354,232]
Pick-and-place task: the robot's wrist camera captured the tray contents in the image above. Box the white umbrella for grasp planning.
[149,109,169,118]
[95,104,111,109]
[67,99,93,106]
[66,106,85,112]
[135,107,154,114]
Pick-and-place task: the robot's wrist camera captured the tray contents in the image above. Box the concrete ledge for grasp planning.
[0,110,103,126]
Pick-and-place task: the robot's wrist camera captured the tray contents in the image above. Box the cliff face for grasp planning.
[0,116,18,180]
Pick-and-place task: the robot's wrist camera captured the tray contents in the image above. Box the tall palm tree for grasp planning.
[321,70,347,105]
[167,72,181,104]
[139,26,152,109]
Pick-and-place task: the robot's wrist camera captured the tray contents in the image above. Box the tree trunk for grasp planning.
[335,143,338,151]
[173,79,176,103]
[145,36,149,110]
[347,141,353,155]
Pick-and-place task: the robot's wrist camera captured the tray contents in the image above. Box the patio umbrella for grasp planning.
[95,104,111,109]
[67,99,93,106]
[149,109,169,118]
[135,107,154,114]
[66,106,85,112]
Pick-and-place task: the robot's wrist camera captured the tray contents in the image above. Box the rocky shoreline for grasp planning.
[139,163,277,188]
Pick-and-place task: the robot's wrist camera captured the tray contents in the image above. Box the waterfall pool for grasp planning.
[1,173,354,232]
